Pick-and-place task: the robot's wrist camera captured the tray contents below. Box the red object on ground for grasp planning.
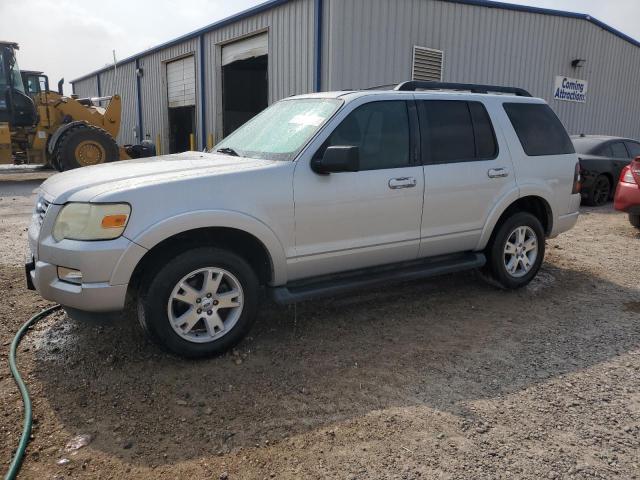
[614,157,640,213]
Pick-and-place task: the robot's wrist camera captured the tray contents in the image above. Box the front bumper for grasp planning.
[27,199,146,312]
[26,259,128,312]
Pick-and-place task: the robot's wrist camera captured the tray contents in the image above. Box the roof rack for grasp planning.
[394,81,532,97]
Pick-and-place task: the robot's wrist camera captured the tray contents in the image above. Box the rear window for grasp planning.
[503,103,574,156]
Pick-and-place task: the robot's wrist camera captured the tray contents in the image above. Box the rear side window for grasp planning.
[419,100,498,164]
[596,144,613,157]
[610,142,629,159]
[625,141,640,158]
[503,103,574,156]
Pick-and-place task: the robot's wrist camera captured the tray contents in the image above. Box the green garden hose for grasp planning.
[4,305,61,480]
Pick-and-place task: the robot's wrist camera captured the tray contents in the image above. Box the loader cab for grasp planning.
[0,42,37,127]
[21,70,49,98]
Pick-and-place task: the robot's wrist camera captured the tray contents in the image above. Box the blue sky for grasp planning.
[1,0,638,93]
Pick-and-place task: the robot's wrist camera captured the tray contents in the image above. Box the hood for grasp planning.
[40,151,276,203]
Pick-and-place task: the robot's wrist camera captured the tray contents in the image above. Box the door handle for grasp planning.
[487,168,509,179]
[388,177,417,189]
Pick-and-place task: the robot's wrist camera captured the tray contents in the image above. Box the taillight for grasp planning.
[631,157,640,185]
[621,166,636,185]
[572,162,581,194]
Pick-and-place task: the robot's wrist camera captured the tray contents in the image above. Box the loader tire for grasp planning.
[53,124,119,171]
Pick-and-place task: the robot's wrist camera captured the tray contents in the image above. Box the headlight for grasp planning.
[52,203,131,242]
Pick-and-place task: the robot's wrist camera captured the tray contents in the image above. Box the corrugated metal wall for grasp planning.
[72,0,640,146]
[72,75,98,99]
[98,62,138,145]
[203,0,315,142]
[323,0,640,138]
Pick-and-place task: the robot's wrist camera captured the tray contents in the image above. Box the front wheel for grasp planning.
[630,214,640,229]
[484,212,545,289]
[137,247,259,358]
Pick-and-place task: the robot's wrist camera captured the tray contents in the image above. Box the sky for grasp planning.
[2,0,639,94]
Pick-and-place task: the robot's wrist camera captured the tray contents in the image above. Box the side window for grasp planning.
[321,101,410,170]
[596,144,613,157]
[625,141,640,158]
[419,100,497,164]
[610,142,629,159]
[469,102,498,159]
[503,103,574,156]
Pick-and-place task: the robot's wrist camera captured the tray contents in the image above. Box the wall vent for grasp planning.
[412,46,444,82]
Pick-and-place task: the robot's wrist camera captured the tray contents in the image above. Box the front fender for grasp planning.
[114,210,288,286]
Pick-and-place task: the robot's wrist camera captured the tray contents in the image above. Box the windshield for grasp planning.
[214,98,343,161]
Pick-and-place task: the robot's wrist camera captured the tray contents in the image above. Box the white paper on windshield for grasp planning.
[289,114,325,127]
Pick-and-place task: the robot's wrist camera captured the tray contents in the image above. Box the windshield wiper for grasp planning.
[216,147,239,157]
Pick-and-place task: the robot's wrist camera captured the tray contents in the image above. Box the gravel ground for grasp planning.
[0,175,638,479]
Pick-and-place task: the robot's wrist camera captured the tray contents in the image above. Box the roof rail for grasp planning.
[394,81,532,97]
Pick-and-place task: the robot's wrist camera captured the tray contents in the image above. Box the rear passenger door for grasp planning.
[417,99,516,257]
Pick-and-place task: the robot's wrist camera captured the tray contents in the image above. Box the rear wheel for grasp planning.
[630,214,640,229]
[584,175,611,206]
[485,212,545,289]
[137,247,259,358]
[52,124,119,171]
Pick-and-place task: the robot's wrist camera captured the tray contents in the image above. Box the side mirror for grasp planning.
[311,146,360,174]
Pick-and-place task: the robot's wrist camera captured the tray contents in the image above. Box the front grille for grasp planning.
[34,197,51,226]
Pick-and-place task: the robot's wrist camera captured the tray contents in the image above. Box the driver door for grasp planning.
[290,98,424,281]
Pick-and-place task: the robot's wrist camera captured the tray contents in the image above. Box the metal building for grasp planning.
[71,0,640,153]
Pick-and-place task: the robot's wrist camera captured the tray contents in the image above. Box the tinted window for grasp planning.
[469,102,498,159]
[610,142,629,159]
[596,144,613,157]
[503,103,574,156]
[323,101,410,170]
[625,141,640,158]
[420,100,497,164]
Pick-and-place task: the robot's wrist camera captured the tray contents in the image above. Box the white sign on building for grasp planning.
[553,76,588,103]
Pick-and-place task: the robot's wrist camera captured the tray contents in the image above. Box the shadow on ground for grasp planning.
[33,263,640,466]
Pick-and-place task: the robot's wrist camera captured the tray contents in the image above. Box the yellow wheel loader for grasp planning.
[0,41,154,171]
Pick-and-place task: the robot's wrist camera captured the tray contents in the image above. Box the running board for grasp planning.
[270,252,486,305]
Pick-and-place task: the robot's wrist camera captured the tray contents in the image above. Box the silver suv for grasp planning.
[26,81,581,357]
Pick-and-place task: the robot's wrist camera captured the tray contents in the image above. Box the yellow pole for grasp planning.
[207,133,214,150]
[155,134,162,155]
[189,133,195,151]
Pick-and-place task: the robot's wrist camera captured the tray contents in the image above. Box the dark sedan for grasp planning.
[571,135,640,206]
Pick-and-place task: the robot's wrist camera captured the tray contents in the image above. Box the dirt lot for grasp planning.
[1,174,639,479]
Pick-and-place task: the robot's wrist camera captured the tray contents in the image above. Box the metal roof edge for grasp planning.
[71,0,640,84]
[70,0,292,83]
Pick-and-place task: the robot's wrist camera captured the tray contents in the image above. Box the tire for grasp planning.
[583,175,611,206]
[630,214,640,229]
[52,124,119,171]
[137,247,259,358]
[484,212,545,289]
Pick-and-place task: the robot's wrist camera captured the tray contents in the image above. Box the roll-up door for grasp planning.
[221,32,268,66]
[167,56,196,108]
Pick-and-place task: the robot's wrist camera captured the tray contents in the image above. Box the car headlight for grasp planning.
[52,203,131,242]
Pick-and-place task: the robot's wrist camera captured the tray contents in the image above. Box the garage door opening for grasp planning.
[221,33,268,137]
[169,106,195,153]
[167,56,196,153]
